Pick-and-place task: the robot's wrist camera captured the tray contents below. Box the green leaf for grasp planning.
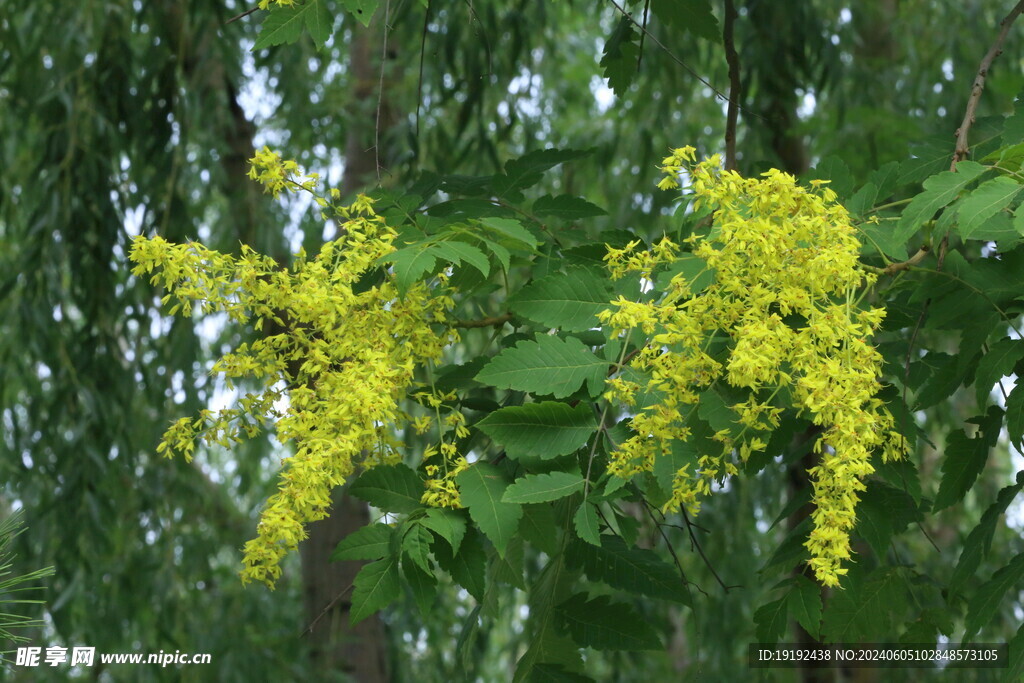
[821,568,906,642]
[478,216,539,249]
[655,252,716,294]
[339,0,378,27]
[349,463,423,514]
[350,556,400,624]
[456,463,523,556]
[855,480,921,559]
[897,161,987,241]
[475,335,607,399]
[509,269,613,332]
[330,523,395,562]
[573,502,602,546]
[420,508,467,554]
[532,194,607,221]
[519,503,559,555]
[434,527,487,601]
[1003,622,1024,683]
[964,553,1024,641]
[856,221,909,262]
[1007,382,1024,451]
[650,0,720,44]
[568,536,691,605]
[898,136,958,186]
[600,19,640,97]
[951,478,1024,594]
[432,241,490,278]
[402,523,433,574]
[503,471,585,504]
[403,559,436,615]
[379,244,437,295]
[480,237,511,272]
[787,576,823,640]
[494,149,591,196]
[805,156,854,199]
[253,0,333,51]
[933,429,990,511]
[555,594,662,651]
[253,6,305,51]
[975,338,1024,407]
[476,401,596,459]
[957,176,1021,239]
[754,597,788,642]
[302,0,334,49]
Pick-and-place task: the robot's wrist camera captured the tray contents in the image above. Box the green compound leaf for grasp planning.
[509,269,614,332]
[933,429,990,512]
[339,0,378,27]
[330,523,395,562]
[572,502,602,546]
[503,471,585,504]
[532,194,608,221]
[555,594,662,651]
[475,401,597,459]
[455,463,523,557]
[957,176,1022,240]
[896,161,987,241]
[951,478,1024,595]
[350,555,400,625]
[475,335,607,399]
[964,552,1024,642]
[420,507,467,554]
[567,536,691,605]
[349,463,423,514]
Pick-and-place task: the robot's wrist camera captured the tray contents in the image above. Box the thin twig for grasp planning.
[376,0,391,184]
[951,0,1024,170]
[679,505,740,591]
[641,500,706,598]
[302,582,354,636]
[226,6,259,26]
[416,0,432,141]
[723,0,741,172]
[637,0,651,70]
[878,244,930,276]
[451,313,513,328]
[606,0,761,120]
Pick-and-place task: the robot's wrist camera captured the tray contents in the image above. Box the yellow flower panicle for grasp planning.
[602,148,906,588]
[130,184,457,587]
[246,146,320,199]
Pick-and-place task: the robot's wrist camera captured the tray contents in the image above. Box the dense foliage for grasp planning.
[4,0,1024,681]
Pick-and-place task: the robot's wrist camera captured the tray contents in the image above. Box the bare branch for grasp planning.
[951,0,1024,169]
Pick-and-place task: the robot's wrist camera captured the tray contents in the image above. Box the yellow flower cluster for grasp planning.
[246,146,320,199]
[600,148,906,587]
[412,390,471,508]
[130,188,456,587]
[257,0,296,11]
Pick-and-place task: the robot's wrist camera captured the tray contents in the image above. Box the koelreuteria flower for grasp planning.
[601,149,906,587]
